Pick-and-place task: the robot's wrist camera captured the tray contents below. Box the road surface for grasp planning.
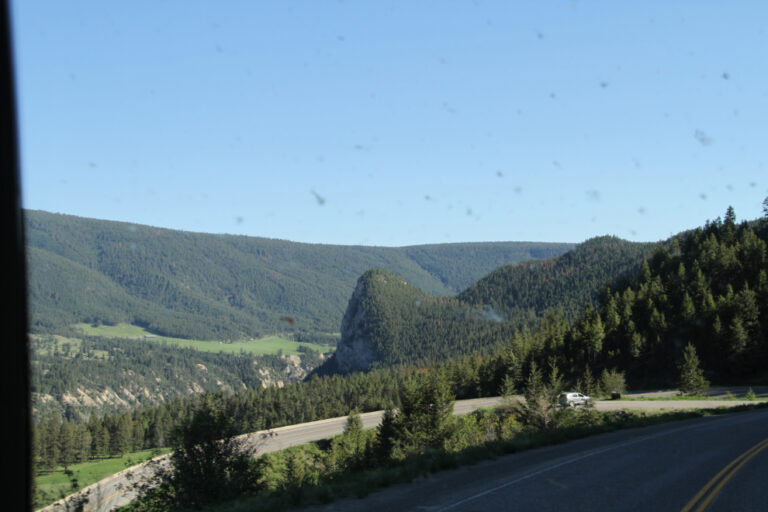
[304,408,768,512]
[40,395,765,512]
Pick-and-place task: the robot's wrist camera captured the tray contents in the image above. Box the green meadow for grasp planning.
[72,323,333,355]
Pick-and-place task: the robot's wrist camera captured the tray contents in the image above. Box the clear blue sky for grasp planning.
[11,1,768,246]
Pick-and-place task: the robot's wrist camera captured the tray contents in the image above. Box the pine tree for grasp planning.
[330,410,368,471]
[600,368,626,398]
[546,358,565,403]
[681,292,696,322]
[396,372,454,453]
[678,343,709,395]
[375,406,399,462]
[74,425,92,463]
[58,421,76,471]
[40,413,61,472]
[512,360,562,431]
[164,397,257,508]
[110,413,133,457]
[579,366,597,397]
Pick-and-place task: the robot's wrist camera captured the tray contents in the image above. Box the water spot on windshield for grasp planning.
[694,130,713,146]
[311,190,326,206]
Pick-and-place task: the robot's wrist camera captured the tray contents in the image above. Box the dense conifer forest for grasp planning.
[323,236,654,372]
[25,209,571,339]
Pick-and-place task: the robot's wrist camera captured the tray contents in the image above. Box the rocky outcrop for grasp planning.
[257,353,319,387]
[333,273,379,373]
[33,352,325,421]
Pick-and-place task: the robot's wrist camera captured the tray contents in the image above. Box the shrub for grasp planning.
[163,397,260,508]
[599,368,626,398]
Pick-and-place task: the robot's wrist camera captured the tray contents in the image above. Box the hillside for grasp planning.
[30,333,324,421]
[554,208,768,385]
[25,210,572,339]
[327,236,654,372]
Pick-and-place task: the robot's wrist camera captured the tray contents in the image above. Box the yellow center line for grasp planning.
[681,437,768,512]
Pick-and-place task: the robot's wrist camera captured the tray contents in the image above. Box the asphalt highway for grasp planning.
[40,396,765,512]
[304,408,768,512]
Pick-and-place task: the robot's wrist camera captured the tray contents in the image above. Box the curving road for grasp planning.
[304,407,768,512]
[40,395,764,512]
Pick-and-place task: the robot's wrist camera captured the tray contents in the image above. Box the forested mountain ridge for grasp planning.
[459,236,656,324]
[327,236,654,372]
[547,208,768,385]
[25,209,572,339]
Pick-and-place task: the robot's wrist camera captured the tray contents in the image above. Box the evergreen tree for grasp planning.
[546,359,565,403]
[329,410,369,471]
[374,406,398,462]
[74,425,92,463]
[599,368,626,398]
[58,421,76,470]
[680,292,696,322]
[522,361,545,404]
[110,413,133,457]
[396,372,454,454]
[678,343,709,395]
[283,450,308,489]
[579,366,597,397]
[512,361,564,431]
[40,413,61,472]
[163,397,258,508]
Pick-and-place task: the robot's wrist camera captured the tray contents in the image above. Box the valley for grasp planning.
[28,205,768,511]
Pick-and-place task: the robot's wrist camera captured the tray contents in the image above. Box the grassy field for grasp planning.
[72,323,334,355]
[34,448,170,509]
[31,334,109,359]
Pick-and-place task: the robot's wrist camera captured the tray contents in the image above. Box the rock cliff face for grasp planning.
[333,274,379,373]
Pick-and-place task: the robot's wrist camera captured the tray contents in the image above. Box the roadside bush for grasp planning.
[599,368,626,398]
[512,361,572,431]
[391,373,455,458]
[445,414,484,452]
[326,410,376,472]
[162,397,260,508]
